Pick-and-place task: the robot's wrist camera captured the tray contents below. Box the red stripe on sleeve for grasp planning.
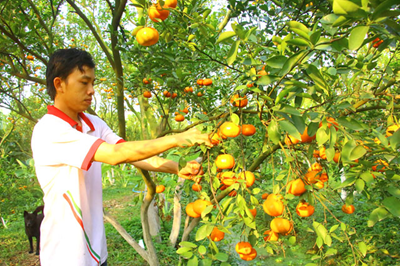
[81,139,105,171]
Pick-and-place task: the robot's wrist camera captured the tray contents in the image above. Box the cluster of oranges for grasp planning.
[185,199,212,218]
[135,0,177,47]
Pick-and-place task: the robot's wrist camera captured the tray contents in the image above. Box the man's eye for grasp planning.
[82,82,88,85]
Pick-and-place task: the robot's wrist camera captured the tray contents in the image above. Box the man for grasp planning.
[31,48,211,266]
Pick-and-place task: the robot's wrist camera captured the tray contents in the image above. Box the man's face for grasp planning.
[57,65,95,113]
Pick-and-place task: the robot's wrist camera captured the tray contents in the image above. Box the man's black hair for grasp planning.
[46,49,95,101]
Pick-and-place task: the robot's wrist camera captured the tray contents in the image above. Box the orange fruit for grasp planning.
[372,159,388,172]
[197,92,203,97]
[143,91,152,98]
[300,127,316,143]
[148,3,170,22]
[249,208,257,217]
[313,150,320,158]
[175,114,185,122]
[136,27,159,46]
[203,78,212,86]
[220,122,240,138]
[220,171,237,186]
[143,78,151,84]
[319,146,327,160]
[320,117,339,130]
[319,173,329,183]
[286,179,307,196]
[262,194,284,217]
[241,124,256,136]
[304,170,320,184]
[209,132,222,145]
[235,241,252,255]
[184,86,193,93]
[215,154,235,169]
[246,83,254,88]
[171,92,177,98]
[270,218,293,235]
[209,227,224,242]
[342,204,355,214]
[238,171,255,187]
[314,180,324,189]
[333,152,341,163]
[197,79,204,86]
[155,185,165,193]
[230,94,248,108]
[186,202,201,218]
[386,124,400,137]
[228,190,237,197]
[257,69,267,76]
[163,90,171,97]
[296,201,315,217]
[26,55,34,60]
[193,199,212,216]
[285,135,300,146]
[263,230,279,241]
[180,107,189,114]
[261,193,269,199]
[309,162,322,172]
[192,183,202,192]
[164,0,178,8]
[239,248,257,261]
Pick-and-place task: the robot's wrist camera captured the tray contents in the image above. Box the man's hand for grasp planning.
[176,128,213,148]
[178,160,204,180]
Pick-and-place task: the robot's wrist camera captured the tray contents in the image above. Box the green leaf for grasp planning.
[355,179,365,193]
[387,187,400,199]
[268,120,281,144]
[180,241,198,248]
[383,197,400,217]
[286,38,310,47]
[329,224,339,233]
[325,248,337,257]
[349,145,367,160]
[257,75,279,86]
[279,120,301,139]
[358,241,367,257]
[177,247,193,254]
[195,225,212,241]
[231,113,240,125]
[360,172,374,186]
[348,26,369,50]
[198,245,207,255]
[227,40,240,65]
[306,64,330,95]
[275,104,301,116]
[316,127,329,145]
[201,258,212,266]
[368,207,390,227]
[316,236,323,248]
[187,256,199,266]
[372,0,399,20]
[215,253,229,262]
[337,117,365,131]
[280,51,307,76]
[216,31,236,44]
[266,56,288,68]
[333,0,361,15]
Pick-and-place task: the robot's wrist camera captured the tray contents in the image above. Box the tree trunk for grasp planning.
[169,177,185,246]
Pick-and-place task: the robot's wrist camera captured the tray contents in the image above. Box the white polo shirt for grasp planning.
[31,106,124,266]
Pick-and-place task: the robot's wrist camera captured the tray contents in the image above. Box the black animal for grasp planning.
[23,205,44,255]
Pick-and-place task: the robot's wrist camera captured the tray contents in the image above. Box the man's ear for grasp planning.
[53,77,64,94]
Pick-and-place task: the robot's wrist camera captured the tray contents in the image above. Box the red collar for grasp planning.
[47,105,95,131]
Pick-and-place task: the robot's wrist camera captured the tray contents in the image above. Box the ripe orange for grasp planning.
[239,248,257,261]
[197,92,203,97]
[220,122,240,138]
[220,171,237,186]
[386,124,400,137]
[314,180,324,189]
[193,199,212,216]
[341,204,355,214]
[27,55,34,60]
[320,117,339,130]
[143,91,152,98]
[180,107,189,114]
[228,190,237,197]
[309,162,322,172]
[285,135,300,145]
[143,78,151,84]
[192,183,202,192]
[197,79,204,86]
[238,171,255,187]
[270,218,293,235]
[164,0,178,8]
[263,230,279,242]
[171,92,177,99]
[313,150,320,158]
[209,227,224,242]
[175,114,185,122]
[136,27,159,46]
[230,94,248,108]
[246,83,254,88]
[209,132,222,145]
[262,194,284,217]
[319,173,329,183]
[372,159,388,172]
[163,90,171,97]
[304,170,320,184]
[319,146,327,160]
[203,78,212,86]
[261,193,269,199]
[186,202,200,218]
[296,201,315,217]
[215,154,235,169]
[155,185,165,193]
[286,179,307,196]
[249,208,257,217]
[148,3,170,22]
[333,152,341,163]
[235,241,252,255]
[241,124,256,136]
[184,86,193,93]
[300,127,316,143]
